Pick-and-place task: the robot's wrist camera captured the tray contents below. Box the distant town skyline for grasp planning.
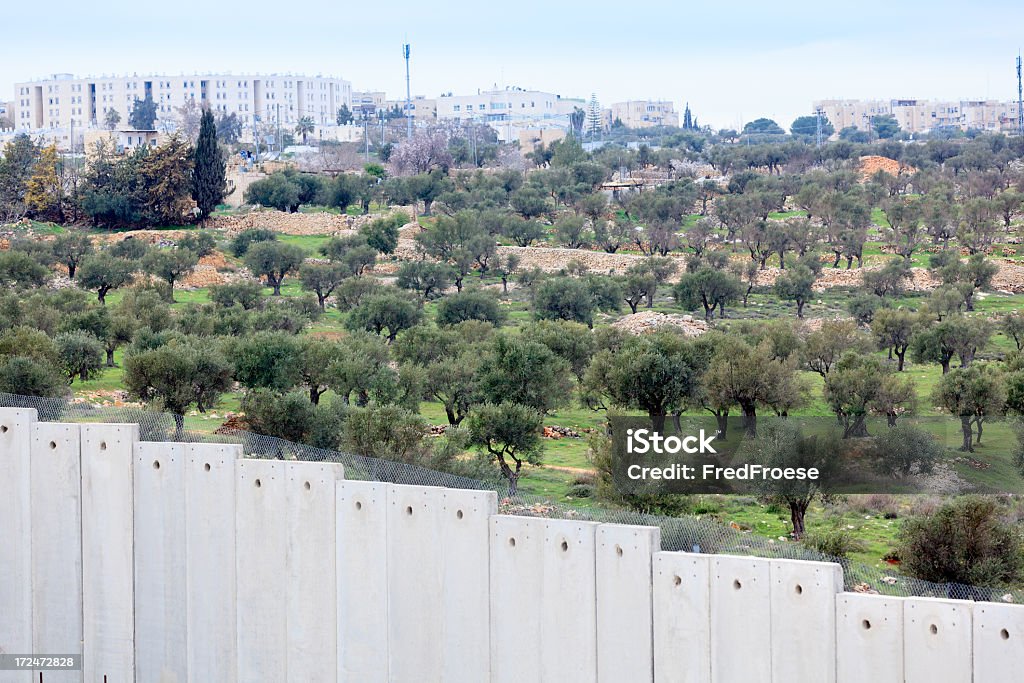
[4,0,1024,131]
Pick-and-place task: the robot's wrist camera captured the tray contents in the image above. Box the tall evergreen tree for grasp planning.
[128,93,158,130]
[192,108,227,221]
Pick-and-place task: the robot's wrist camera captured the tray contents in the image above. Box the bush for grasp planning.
[0,356,67,398]
[802,527,867,560]
[436,289,506,327]
[899,496,1024,586]
[567,483,595,498]
[178,231,217,258]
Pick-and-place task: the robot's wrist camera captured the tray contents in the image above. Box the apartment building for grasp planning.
[13,72,352,131]
[814,98,1021,134]
[609,100,679,128]
[435,88,580,123]
[385,96,438,121]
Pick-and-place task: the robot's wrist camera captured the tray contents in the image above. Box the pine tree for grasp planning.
[586,94,602,138]
[192,109,227,221]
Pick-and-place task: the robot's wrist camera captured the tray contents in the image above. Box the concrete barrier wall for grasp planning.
[3,408,1024,683]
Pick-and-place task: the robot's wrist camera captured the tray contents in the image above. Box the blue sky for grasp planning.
[5,0,1023,129]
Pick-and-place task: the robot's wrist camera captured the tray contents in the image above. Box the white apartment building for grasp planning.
[814,98,1021,135]
[610,100,679,128]
[13,72,352,132]
[435,88,581,123]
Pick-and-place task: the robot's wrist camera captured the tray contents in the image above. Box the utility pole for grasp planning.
[815,107,823,148]
[1017,55,1023,137]
[276,102,281,155]
[403,43,412,140]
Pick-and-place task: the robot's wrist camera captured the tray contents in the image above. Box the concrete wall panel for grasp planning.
[185,443,239,682]
[652,552,711,683]
[835,593,904,683]
[285,461,345,683]
[770,558,842,683]
[710,555,771,683]
[134,442,186,683]
[541,519,600,683]
[903,597,972,683]
[30,422,82,683]
[596,524,660,683]
[236,458,287,683]
[336,480,389,683]
[80,423,138,683]
[386,484,444,682]
[0,408,35,683]
[490,515,543,683]
[437,488,497,682]
[973,602,1024,682]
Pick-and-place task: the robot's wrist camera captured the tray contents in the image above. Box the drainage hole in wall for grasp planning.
[255,478,262,488]
[1001,628,1010,640]
[405,505,413,516]
[560,540,569,552]
[49,440,57,450]
[204,463,211,472]
[304,481,311,491]
[100,441,107,450]
[0,424,7,433]
[615,544,623,557]
[862,619,871,630]
[673,575,682,587]
[355,501,363,511]
[733,579,742,590]
[456,509,464,519]
[794,583,803,595]
[929,624,938,635]
[508,537,516,548]
[152,460,161,470]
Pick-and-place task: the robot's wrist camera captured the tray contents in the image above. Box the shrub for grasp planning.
[802,527,867,560]
[436,289,506,327]
[898,496,1024,586]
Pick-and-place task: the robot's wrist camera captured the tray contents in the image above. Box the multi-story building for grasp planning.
[352,91,387,115]
[13,72,352,132]
[609,100,679,128]
[385,96,437,121]
[435,88,580,123]
[814,98,1022,134]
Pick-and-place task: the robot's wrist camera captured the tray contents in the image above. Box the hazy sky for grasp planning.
[5,0,1023,129]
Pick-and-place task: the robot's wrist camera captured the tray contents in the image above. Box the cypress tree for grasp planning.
[192,108,227,221]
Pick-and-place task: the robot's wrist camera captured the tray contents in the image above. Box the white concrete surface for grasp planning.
[904,597,973,683]
[285,461,345,683]
[336,480,389,683]
[710,554,771,683]
[437,488,497,682]
[490,515,544,683]
[652,552,711,683]
[973,602,1024,681]
[541,519,600,683]
[835,593,904,683]
[80,423,138,683]
[235,458,287,682]
[0,408,35,683]
[596,524,660,683]
[29,421,82,683]
[769,558,842,682]
[185,443,240,683]
[29,422,83,683]
[134,442,187,683]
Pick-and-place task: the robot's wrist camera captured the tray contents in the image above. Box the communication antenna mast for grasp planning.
[403,43,412,140]
[1017,55,1023,137]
